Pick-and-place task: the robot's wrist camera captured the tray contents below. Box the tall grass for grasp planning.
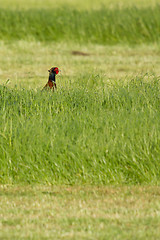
[0,6,160,44]
[0,76,160,184]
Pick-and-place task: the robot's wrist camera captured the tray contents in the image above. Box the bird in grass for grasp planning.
[42,67,60,91]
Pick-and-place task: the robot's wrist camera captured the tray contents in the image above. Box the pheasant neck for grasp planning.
[49,73,56,82]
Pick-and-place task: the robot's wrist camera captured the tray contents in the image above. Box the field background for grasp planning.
[1,0,160,9]
[0,0,160,239]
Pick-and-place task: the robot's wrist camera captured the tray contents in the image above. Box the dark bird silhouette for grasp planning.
[42,67,60,91]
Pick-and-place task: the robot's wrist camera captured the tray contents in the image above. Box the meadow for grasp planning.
[1,6,160,44]
[0,0,160,239]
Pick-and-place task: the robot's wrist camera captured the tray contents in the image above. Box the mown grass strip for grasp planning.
[0,185,160,240]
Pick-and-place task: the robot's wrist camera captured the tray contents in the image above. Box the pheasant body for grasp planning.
[42,67,59,91]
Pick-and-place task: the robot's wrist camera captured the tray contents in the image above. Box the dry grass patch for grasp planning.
[0,185,160,239]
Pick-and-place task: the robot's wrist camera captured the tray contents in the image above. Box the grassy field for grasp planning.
[1,74,160,185]
[0,0,160,239]
[1,185,160,239]
[1,42,160,88]
[1,7,160,44]
[1,0,160,9]
[0,41,160,185]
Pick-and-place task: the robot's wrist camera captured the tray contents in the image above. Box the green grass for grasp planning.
[1,6,160,44]
[0,0,159,10]
[0,0,160,238]
[1,76,160,184]
[1,0,160,10]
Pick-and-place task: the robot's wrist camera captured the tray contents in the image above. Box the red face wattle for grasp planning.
[54,67,59,75]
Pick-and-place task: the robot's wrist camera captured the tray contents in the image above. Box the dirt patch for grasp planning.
[71,51,91,56]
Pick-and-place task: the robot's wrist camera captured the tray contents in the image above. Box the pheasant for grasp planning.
[42,67,60,91]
